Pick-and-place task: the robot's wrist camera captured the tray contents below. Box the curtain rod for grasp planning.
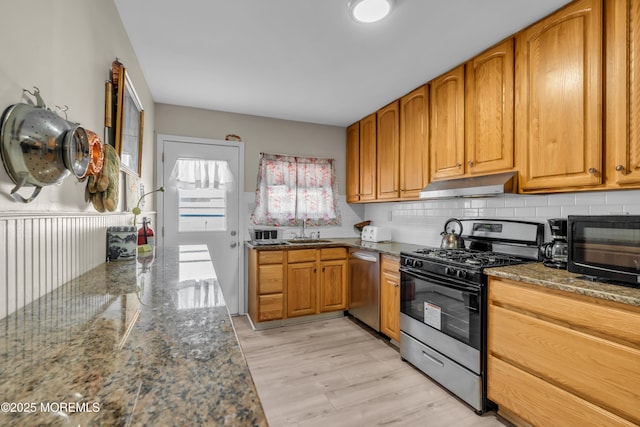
[260,151,300,157]
[259,152,334,162]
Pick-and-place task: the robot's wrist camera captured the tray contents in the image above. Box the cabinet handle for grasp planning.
[456,163,462,168]
[314,268,317,273]
[615,164,625,172]
[468,160,474,167]
[588,167,597,174]
[322,267,325,272]
[393,281,399,287]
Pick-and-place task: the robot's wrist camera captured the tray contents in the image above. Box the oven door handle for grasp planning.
[400,267,480,294]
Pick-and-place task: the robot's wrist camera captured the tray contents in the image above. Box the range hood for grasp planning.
[419,171,517,199]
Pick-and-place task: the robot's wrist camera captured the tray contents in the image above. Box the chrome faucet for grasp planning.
[300,220,306,239]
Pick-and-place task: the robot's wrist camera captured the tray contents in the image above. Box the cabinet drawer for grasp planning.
[488,356,635,427]
[288,249,317,263]
[320,247,346,261]
[258,294,283,321]
[489,304,640,424]
[258,264,283,294]
[489,278,640,347]
[381,254,400,272]
[258,250,284,264]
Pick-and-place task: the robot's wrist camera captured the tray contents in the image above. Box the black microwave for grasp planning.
[568,215,640,287]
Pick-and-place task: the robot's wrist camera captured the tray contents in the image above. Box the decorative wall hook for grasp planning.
[55,105,69,120]
[23,86,46,108]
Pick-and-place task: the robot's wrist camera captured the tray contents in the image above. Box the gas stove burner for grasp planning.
[415,248,469,258]
[407,248,525,269]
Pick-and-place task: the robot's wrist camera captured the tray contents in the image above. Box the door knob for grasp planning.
[615,165,625,172]
[230,230,237,236]
[230,241,237,248]
[588,167,597,174]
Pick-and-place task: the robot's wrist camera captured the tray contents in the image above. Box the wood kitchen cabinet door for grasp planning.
[380,255,400,342]
[346,122,361,203]
[346,114,376,203]
[319,258,348,312]
[430,65,465,181]
[515,0,603,192]
[287,249,319,317]
[606,0,640,187]
[400,85,429,199]
[359,113,377,201]
[376,100,400,200]
[287,261,318,317]
[465,39,515,175]
[319,247,348,312]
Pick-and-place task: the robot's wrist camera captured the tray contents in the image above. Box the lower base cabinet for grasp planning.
[249,247,348,324]
[380,254,400,341]
[248,249,285,322]
[487,277,640,427]
[319,248,349,312]
[287,249,318,317]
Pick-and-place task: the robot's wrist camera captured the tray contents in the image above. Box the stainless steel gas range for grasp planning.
[399,219,544,414]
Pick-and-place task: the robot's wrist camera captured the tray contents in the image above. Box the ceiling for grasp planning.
[114,0,572,127]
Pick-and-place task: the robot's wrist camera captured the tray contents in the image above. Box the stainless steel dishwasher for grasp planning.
[348,248,380,331]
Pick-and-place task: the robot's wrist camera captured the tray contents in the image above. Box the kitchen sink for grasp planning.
[285,239,333,245]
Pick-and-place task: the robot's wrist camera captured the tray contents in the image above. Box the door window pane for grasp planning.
[171,159,233,232]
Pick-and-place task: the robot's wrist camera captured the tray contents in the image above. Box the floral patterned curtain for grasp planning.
[250,153,341,226]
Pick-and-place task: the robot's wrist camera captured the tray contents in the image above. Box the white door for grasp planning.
[157,134,244,314]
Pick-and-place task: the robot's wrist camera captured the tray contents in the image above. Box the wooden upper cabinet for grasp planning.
[399,85,429,199]
[430,65,465,181]
[346,114,376,203]
[346,122,360,203]
[606,0,640,187]
[465,39,515,175]
[359,113,377,201]
[377,101,400,200]
[516,0,603,192]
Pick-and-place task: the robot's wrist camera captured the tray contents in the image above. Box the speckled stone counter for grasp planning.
[246,237,425,257]
[0,245,267,426]
[486,262,640,307]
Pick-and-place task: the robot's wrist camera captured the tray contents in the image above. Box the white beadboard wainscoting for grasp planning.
[0,213,133,320]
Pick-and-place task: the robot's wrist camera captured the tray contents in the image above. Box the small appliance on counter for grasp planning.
[568,214,640,286]
[248,227,285,246]
[360,225,391,242]
[540,218,568,269]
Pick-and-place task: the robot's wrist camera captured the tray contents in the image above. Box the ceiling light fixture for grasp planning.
[348,0,394,24]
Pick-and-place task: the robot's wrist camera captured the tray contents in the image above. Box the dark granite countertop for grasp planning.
[246,237,424,257]
[486,262,640,307]
[0,245,267,426]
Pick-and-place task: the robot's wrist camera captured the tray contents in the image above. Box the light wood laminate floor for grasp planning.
[232,315,512,427]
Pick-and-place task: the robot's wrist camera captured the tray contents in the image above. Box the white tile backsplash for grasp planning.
[360,189,640,246]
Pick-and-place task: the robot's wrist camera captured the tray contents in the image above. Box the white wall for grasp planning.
[154,104,363,239]
[0,0,156,213]
[363,190,640,247]
[154,103,347,194]
[0,0,155,318]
